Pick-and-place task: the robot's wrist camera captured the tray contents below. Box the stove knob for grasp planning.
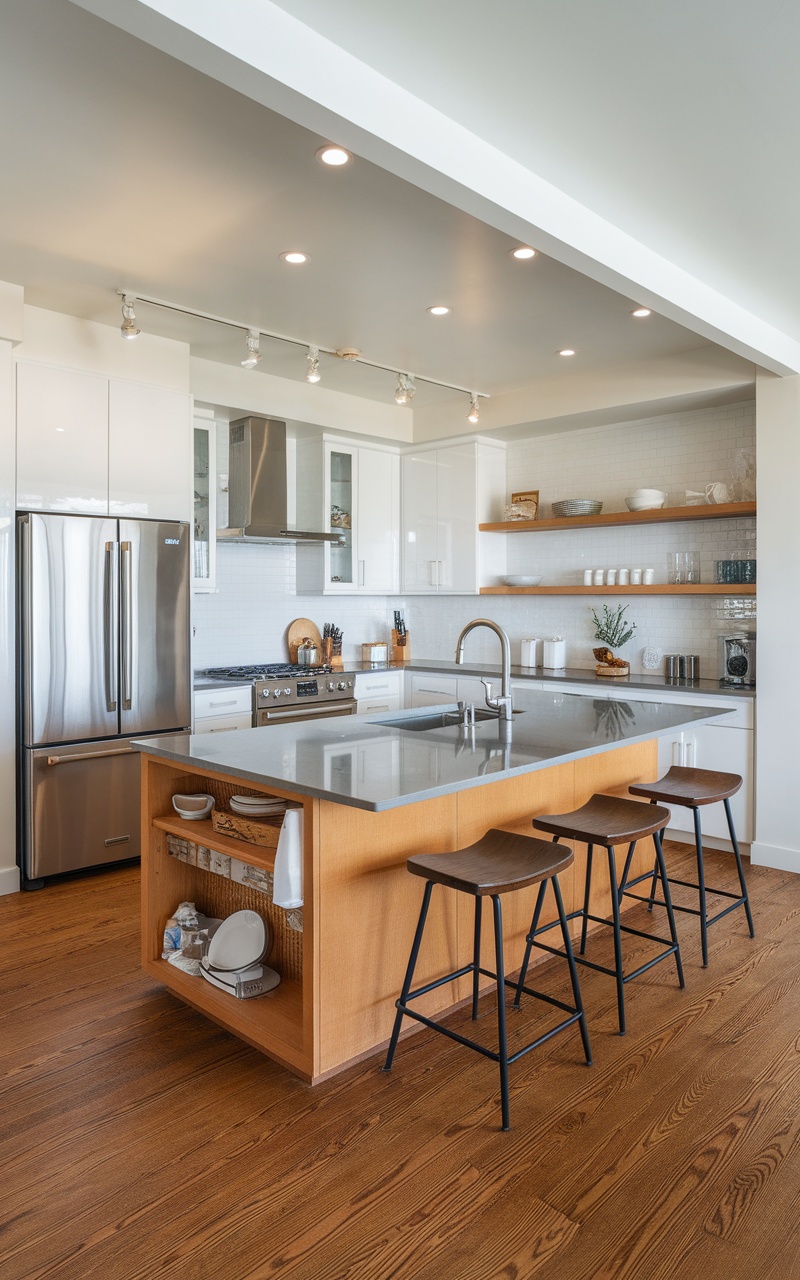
[273,689,282,698]
[283,687,292,696]
[337,681,347,691]
[327,681,335,692]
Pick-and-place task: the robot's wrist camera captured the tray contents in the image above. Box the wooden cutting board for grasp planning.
[286,617,323,662]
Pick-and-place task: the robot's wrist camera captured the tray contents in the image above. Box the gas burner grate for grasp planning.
[204,663,332,680]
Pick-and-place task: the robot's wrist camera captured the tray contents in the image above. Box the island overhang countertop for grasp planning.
[133,686,733,812]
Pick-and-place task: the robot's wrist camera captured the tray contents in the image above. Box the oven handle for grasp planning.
[259,701,357,723]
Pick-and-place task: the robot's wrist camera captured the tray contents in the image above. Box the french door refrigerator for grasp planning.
[18,512,191,885]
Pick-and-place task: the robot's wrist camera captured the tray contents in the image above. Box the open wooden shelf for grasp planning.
[152,814,277,872]
[480,583,757,596]
[479,500,756,534]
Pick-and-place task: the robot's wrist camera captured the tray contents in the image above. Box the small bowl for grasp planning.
[503,575,543,587]
[630,488,666,501]
[625,496,665,511]
[172,793,214,821]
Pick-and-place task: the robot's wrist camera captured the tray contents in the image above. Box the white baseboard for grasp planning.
[750,842,800,874]
[664,827,750,857]
[0,864,20,896]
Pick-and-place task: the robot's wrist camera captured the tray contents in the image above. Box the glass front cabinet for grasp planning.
[192,414,217,591]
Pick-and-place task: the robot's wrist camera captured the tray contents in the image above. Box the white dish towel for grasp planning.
[273,807,304,909]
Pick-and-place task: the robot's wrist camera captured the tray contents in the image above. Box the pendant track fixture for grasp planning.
[116,290,488,411]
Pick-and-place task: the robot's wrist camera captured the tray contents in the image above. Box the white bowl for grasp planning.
[503,575,543,587]
[630,488,666,501]
[172,792,214,820]
[625,497,665,511]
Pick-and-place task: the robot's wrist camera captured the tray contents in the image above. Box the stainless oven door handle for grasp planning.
[261,702,356,723]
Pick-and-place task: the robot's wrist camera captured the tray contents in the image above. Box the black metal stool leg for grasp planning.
[647,799,659,912]
[654,830,685,988]
[553,874,592,1066]
[472,896,483,1018]
[724,797,755,938]
[606,845,626,1035]
[491,894,510,1132]
[692,808,709,967]
[383,880,434,1071]
[580,843,594,954]
[513,880,547,1007]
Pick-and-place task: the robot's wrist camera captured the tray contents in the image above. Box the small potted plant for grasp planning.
[590,604,637,677]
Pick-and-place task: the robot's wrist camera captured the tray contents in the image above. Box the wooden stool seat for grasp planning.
[384,828,591,1131]
[630,765,742,807]
[627,766,754,967]
[408,829,573,896]
[533,793,671,845]
[519,792,684,1035]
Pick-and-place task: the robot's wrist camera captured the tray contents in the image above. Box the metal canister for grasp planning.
[677,654,699,680]
[664,654,679,680]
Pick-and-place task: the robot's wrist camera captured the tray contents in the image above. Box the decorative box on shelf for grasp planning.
[211,809,285,848]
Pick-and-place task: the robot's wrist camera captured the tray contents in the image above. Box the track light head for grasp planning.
[467,393,480,424]
[306,346,321,383]
[241,329,262,368]
[120,295,140,340]
[395,373,415,406]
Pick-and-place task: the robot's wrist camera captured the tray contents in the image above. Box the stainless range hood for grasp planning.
[217,416,344,545]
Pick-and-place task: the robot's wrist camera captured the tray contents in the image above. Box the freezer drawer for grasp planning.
[24,739,142,879]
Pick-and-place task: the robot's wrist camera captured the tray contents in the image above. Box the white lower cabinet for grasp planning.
[408,673,458,707]
[354,670,403,714]
[194,686,253,733]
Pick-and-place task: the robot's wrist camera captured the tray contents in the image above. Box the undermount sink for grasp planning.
[376,708,522,733]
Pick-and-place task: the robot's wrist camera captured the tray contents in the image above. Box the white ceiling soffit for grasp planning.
[70,0,800,376]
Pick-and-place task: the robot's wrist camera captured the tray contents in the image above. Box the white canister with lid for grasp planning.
[543,637,567,669]
[520,638,541,667]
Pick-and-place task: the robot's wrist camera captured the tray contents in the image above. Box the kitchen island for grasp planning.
[135,686,733,1083]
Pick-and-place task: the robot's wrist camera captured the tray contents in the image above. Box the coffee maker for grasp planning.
[719,633,756,686]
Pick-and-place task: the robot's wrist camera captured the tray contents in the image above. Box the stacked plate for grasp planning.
[552,499,603,518]
[229,794,287,817]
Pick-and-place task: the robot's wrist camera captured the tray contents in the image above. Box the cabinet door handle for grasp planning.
[684,739,695,766]
[208,699,238,708]
[358,559,365,587]
[672,739,682,765]
[429,560,439,587]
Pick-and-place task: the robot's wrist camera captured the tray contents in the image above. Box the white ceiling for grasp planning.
[271,0,800,343]
[0,0,759,429]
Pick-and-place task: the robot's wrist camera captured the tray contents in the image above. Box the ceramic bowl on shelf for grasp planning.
[502,575,543,587]
[625,496,665,511]
[172,793,214,821]
[551,499,603,518]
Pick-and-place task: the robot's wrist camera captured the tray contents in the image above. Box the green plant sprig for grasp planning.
[590,604,637,649]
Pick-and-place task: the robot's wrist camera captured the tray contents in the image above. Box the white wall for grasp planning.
[752,372,800,872]
[0,284,24,894]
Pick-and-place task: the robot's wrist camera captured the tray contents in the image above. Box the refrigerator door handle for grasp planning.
[47,747,133,765]
[19,515,34,733]
[104,541,119,712]
[120,541,133,710]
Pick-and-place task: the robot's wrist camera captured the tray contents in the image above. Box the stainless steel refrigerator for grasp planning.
[18,512,191,885]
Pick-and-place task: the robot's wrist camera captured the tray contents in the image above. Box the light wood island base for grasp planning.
[140,739,658,1083]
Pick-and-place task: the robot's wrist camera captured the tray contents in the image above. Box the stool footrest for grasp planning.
[526,912,680,982]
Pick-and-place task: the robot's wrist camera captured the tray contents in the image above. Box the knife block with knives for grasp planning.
[391,628,411,662]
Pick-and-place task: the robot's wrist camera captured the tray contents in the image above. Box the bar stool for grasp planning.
[382,828,592,1131]
[629,766,755,967]
[518,794,684,1035]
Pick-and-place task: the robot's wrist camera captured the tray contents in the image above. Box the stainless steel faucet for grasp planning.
[454,618,513,721]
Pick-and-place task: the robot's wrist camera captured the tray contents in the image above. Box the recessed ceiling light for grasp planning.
[557,348,576,357]
[510,246,537,260]
[631,307,652,318]
[427,305,450,316]
[316,145,352,167]
[280,251,310,265]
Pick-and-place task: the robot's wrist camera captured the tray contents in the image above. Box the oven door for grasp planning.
[257,700,358,727]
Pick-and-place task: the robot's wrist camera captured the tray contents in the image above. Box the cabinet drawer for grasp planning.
[409,674,458,707]
[194,712,253,734]
[194,686,253,719]
[353,671,402,700]
[357,695,402,714]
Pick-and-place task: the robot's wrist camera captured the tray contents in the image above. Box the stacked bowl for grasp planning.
[625,488,666,512]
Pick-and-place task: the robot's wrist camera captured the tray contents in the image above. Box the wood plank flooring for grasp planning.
[1,845,799,1280]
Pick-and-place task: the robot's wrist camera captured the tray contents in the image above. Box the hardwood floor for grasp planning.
[1,845,799,1280]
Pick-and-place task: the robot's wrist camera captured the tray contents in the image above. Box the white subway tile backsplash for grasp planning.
[193,401,755,680]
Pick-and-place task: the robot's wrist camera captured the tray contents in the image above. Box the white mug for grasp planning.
[705,482,729,504]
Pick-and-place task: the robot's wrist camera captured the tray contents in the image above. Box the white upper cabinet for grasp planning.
[16,362,108,513]
[401,439,506,593]
[296,436,400,595]
[109,380,192,519]
[16,361,192,520]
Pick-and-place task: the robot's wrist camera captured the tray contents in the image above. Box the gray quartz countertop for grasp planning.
[137,685,736,812]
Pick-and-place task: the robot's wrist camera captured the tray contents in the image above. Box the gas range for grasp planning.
[202,664,356,725]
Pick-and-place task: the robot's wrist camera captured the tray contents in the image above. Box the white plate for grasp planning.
[230,802,281,816]
[503,575,542,587]
[206,910,268,971]
[231,795,285,809]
